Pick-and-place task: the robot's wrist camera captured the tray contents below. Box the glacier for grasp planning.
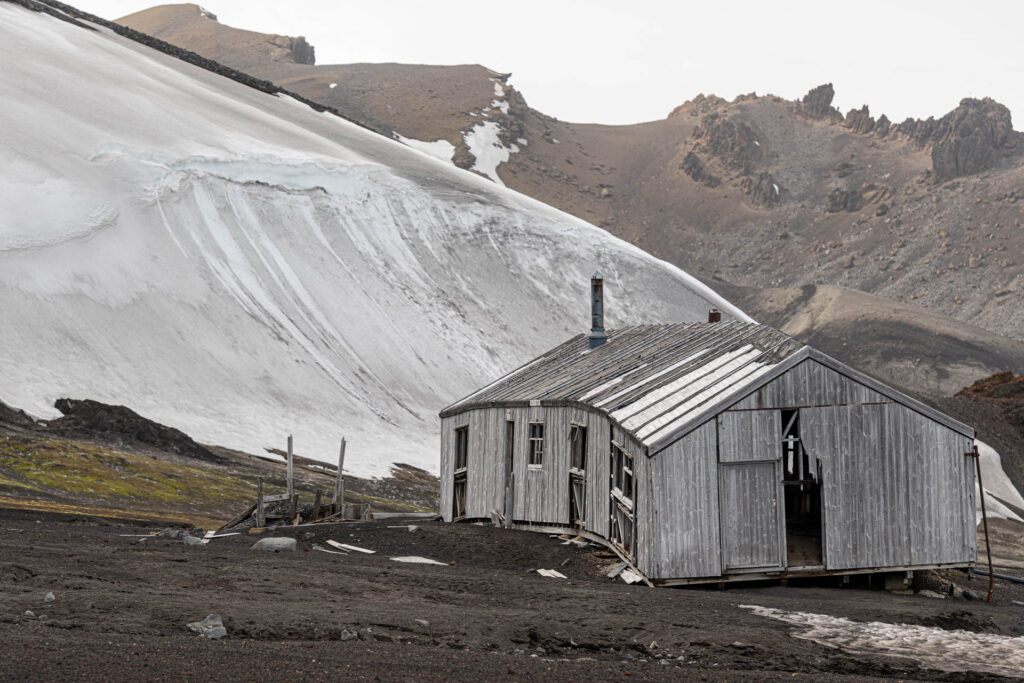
[0,4,748,475]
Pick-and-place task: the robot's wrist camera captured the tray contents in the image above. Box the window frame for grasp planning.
[611,442,634,504]
[453,425,468,472]
[569,423,587,473]
[527,422,545,468]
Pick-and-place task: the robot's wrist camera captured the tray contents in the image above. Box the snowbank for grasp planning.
[0,4,748,476]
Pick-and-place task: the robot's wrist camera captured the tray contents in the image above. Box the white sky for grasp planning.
[74,0,1022,127]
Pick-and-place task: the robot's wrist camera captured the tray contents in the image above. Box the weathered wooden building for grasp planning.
[439,279,977,585]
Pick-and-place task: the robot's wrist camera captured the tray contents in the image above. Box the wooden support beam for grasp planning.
[313,488,322,521]
[218,502,257,532]
[286,435,294,501]
[256,477,265,529]
[333,437,346,506]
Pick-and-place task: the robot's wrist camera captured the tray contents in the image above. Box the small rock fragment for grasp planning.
[187,613,227,639]
[24,610,34,618]
[918,589,947,599]
[415,619,429,628]
[183,535,205,546]
[339,629,356,641]
[407,525,421,534]
[251,537,297,552]
[43,592,55,603]
[962,589,979,601]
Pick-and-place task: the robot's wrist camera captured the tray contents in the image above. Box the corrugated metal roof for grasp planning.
[442,322,804,448]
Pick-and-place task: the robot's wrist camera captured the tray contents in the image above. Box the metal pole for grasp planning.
[970,444,994,604]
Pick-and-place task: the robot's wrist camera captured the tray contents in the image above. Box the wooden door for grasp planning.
[717,411,785,572]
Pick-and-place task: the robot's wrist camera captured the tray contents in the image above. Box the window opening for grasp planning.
[570,424,587,471]
[611,443,633,501]
[454,426,468,471]
[528,423,544,467]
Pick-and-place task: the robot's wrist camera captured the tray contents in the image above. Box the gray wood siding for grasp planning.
[717,410,781,462]
[466,407,510,520]
[644,420,721,579]
[516,406,571,525]
[717,411,784,571]
[729,358,888,411]
[802,403,976,570]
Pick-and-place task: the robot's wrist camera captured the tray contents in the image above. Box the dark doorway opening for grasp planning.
[504,420,515,527]
[781,410,822,567]
[569,424,587,527]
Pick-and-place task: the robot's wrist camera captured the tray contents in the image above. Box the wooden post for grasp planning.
[286,435,294,501]
[333,437,346,508]
[256,476,265,528]
[313,487,322,521]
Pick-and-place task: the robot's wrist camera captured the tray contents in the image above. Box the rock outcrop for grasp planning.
[800,83,838,120]
[742,172,781,207]
[48,398,220,462]
[691,113,764,174]
[931,98,1016,181]
[269,35,314,65]
[844,105,875,134]
[679,151,721,187]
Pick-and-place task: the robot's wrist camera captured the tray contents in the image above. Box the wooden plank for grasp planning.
[218,502,257,531]
[286,435,294,501]
[262,493,291,503]
[327,540,375,554]
[313,488,322,521]
[256,477,265,529]
[333,437,346,505]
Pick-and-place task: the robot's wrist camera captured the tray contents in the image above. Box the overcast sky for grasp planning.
[75,1,1022,127]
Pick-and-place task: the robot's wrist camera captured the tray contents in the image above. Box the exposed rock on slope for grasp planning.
[723,283,1024,396]
[48,398,221,462]
[114,7,1024,349]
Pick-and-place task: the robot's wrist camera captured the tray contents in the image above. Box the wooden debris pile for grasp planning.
[219,435,373,533]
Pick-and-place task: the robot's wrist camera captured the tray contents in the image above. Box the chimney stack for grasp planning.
[708,308,721,323]
[589,272,607,350]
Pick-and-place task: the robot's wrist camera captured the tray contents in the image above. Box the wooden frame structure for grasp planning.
[439,322,977,585]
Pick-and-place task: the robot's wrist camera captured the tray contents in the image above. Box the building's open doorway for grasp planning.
[569,424,587,527]
[781,409,823,567]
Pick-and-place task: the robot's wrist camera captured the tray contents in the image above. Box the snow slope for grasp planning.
[0,4,748,475]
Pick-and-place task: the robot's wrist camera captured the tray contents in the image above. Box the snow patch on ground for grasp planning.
[464,121,515,185]
[395,134,455,164]
[329,82,337,89]
[742,604,1024,678]
[492,80,504,97]
[976,439,1024,523]
[490,99,509,114]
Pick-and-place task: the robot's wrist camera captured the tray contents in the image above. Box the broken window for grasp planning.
[454,426,468,471]
[528,423,544,467]
[570,424,587,471]
[611,443,633,502]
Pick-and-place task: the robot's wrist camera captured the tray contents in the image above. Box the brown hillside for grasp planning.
[117,5,1024,394]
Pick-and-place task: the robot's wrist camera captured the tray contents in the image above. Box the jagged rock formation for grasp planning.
[800,83,838,120]
[930,98,1017,180]
[844,105,875,134]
